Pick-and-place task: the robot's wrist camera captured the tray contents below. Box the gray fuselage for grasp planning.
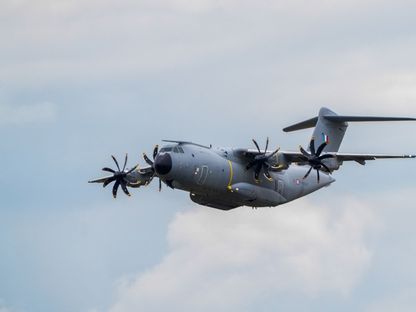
[149,143,334,210]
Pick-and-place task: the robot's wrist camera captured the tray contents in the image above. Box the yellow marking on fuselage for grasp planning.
[227,160,233,191]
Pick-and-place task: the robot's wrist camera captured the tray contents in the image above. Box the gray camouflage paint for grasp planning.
[109,107,414,210]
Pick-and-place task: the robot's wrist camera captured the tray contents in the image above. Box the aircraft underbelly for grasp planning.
[189,182,287,210]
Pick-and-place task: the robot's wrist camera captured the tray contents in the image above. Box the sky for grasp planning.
[1,0,416,311]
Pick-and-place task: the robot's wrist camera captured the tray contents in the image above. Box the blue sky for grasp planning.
[1,1,416,311]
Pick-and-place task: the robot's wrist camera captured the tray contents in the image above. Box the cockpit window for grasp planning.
[160,147,173,152]
[161,146,184,153]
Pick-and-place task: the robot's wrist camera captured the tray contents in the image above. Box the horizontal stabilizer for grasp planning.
[283,114,416,132]
[325,116,416,122]
[283,117,318,132]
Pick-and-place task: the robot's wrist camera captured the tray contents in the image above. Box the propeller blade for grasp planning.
[102,167,115,173]
[88,176,114,184]
[316,169,320,183]
[254,163,262,181]
[120,180,131,196]
[309,138,316,155]
[91,152,158,198]
[303,166,313,179]
[159,178,162,192]
[103,176,116,188]
[111,155,121,171]
[300,146,311,158]
[318,154,334,160]
[315,142,327,157]
[127,165,139,174]
[153,145,159,160]
[267,147,280,159]
[122,153,128,171]
[112,180,120,198]
[321,163,331,173]
[264,137,269,155]
[143,153,154,166]
[252,139,261,153]
[263,166,273,181]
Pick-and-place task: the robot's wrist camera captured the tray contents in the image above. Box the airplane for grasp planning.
[89,107,416,210]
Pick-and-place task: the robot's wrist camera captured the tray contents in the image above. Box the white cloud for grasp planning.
[109,198,375,312]
[0,102,57,126]
[3,0,416,90]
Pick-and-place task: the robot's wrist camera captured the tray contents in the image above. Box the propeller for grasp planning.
[298,138,334,183]
[246,137,280,181]
[89,154,139,198]
[143,145,163,192]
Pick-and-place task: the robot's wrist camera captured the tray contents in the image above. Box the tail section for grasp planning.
[283,107,416,153]
[311,107,347,152]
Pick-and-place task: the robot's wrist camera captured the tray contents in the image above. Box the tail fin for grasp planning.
[283,107,416,153]
[310,107,347,152]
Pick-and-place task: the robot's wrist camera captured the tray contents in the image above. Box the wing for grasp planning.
[328,152,415,165]
[279,151,415,167]
[234,148,415,168]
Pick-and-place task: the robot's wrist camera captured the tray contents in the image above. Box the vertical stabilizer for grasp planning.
[311,107,348,152]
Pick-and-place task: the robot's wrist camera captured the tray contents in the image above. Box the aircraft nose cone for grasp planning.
[154,153,172,175]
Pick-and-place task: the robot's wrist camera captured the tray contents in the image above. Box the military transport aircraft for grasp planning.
[89,107,415,210]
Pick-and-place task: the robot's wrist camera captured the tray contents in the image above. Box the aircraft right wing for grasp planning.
[280,151,415,166]
[233,148,415,170]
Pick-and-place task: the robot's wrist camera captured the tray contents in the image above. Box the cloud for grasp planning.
[0,102,57,126]
[3,0,416,92]
[109,198,375,312]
